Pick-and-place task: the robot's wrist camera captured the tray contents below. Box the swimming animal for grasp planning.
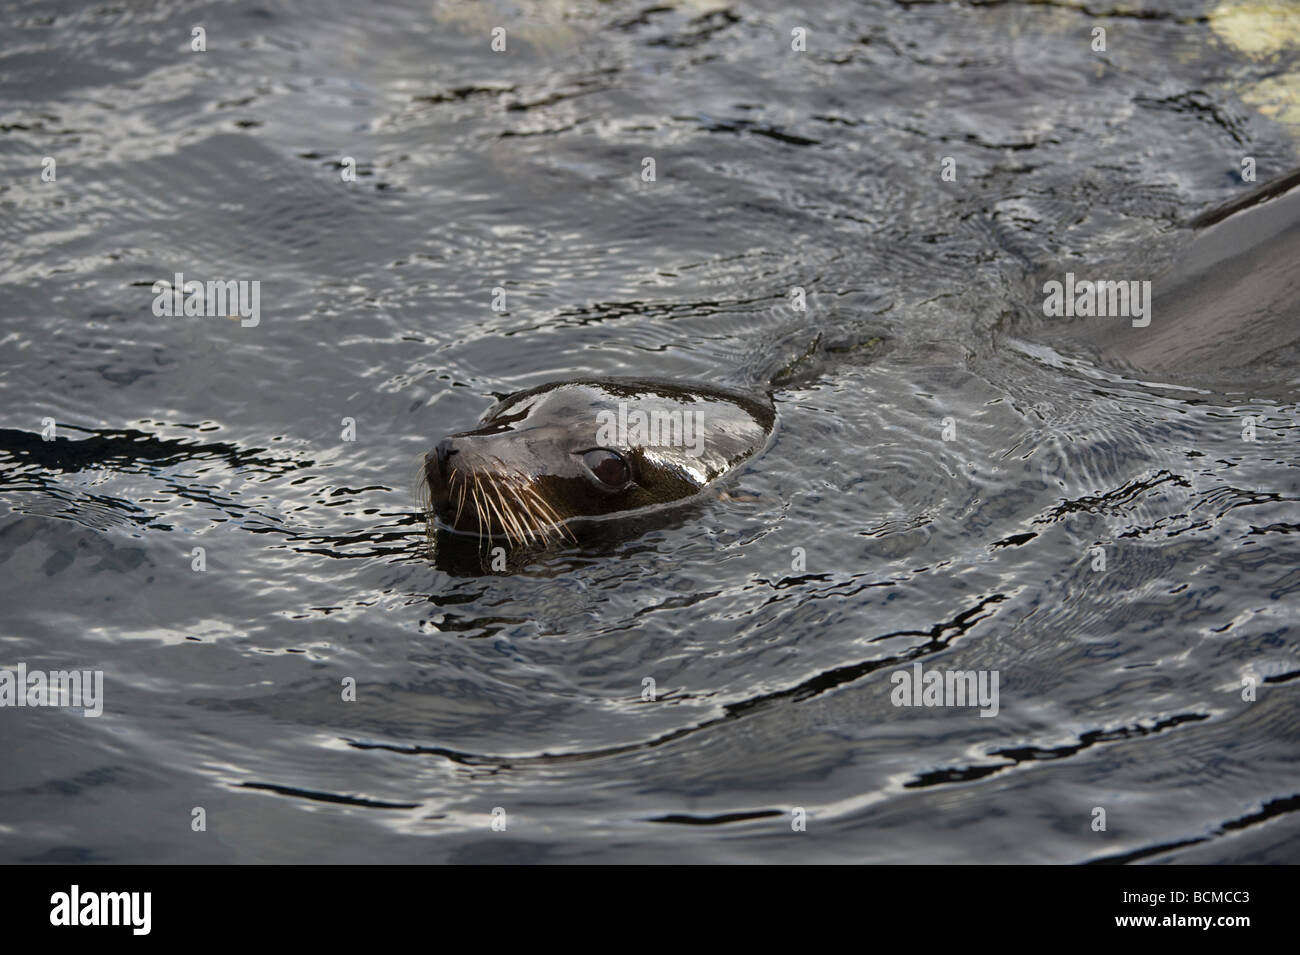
[1043,166,1300,398]
[423,377,775,545]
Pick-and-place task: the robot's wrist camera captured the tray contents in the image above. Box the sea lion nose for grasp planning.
[434,439,458,476]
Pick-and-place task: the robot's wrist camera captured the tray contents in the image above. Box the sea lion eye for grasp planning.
[582,449,630,488]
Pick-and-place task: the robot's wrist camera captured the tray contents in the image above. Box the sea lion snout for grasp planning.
[433,438,457,475]
[423,439,459,510]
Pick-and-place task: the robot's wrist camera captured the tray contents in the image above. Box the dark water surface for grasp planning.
[2,0,1299,863]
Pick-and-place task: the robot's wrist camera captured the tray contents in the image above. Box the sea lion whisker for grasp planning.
[521,484,575,542]
[520,492,549,545]
[515,483,552,529]
[481,484,509,545]
[453,472,468,527]
[487,478,525,546]
[482,478,520,546]
[477,478,503,543]
[525,483,568,535]
[471,482,488,547]
[516,488,553,543]
[488,478,525,545]
[497,481,537,545]
[493,469,543,545]
[485,457,538,546]
[496,479,532,545]
[529,492,571,542]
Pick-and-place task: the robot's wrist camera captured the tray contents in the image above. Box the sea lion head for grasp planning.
[423,377,774,544]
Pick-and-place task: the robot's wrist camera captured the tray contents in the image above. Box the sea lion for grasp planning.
[1040,167,1300,398]
[423,377,775,545]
